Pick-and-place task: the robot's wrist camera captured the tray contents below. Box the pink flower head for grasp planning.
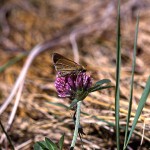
[55,72,92,100]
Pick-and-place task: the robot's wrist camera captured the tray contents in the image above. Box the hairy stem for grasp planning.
[70,101,82,149]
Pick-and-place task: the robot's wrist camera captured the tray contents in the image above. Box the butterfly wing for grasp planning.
[52,53,85,76]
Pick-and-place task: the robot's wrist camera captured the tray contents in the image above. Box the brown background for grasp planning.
[0,0,150,149]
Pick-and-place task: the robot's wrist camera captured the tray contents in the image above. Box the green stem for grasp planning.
[70,101,82,149]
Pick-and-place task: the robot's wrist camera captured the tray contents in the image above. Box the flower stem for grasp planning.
[70,100,82,149]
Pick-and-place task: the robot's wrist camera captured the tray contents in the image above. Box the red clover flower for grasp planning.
[55,71,111,109]
[55,72,92,100]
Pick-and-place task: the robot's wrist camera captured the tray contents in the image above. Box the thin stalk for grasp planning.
[70,101,82,150]
[123,14,139,149]
[115,0,121,149]
[0,119,15,150]
[124,76,150,149]
[0,52,28,73]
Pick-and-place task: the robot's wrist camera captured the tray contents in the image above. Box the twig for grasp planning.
[0,39,66,115]
[140,120,145,145]
[15,139,32,150]
[8,79,24,130]
[70,32,79,63]
[0,76,24,144]
[0,119,15,150]
[0,39,68,142]
[0,44,44,115]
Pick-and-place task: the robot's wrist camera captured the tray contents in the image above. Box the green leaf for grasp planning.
[95,79,111,86]
[45,137,58,150]
[34,143,44,150]
[89,85,114,93]
[124,76,150,149]
[58,134,65,150]
[88,79,111,92]
[36,141,48,150]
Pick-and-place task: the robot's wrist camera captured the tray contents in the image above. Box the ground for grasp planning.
[0,0,150,149]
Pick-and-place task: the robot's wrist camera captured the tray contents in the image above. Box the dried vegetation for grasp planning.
[0,0,150,149]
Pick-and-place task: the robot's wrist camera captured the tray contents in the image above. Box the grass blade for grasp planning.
[124,76,150,149]
[115,0,121,149]
[0,52,28,73]
[58,134,65,150]
[123,15,139,149]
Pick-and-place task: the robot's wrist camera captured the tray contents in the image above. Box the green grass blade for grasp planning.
[123,15,139,149]
[0,52,28,73]
[47,102,68,109]
[124,76,150,149]
[115,0,121,149]
[58,134,65,150]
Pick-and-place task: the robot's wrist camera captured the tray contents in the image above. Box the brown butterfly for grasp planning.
[52,53,86,77]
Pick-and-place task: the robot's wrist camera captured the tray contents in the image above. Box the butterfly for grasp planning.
[52,53,86,77]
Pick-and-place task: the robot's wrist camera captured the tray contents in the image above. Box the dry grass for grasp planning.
[0,0,150,149]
